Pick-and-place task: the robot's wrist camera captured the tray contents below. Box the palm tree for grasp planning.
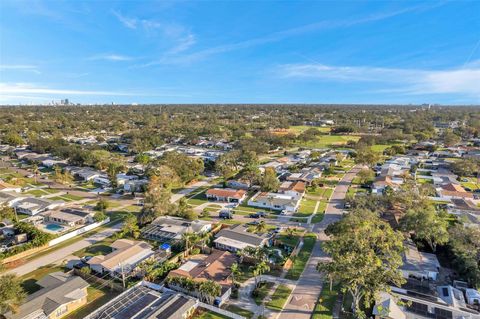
[252,261,270,288]
[254,221,267,234]
[0,274,26,315]
[182,232,197,257]
[32,163,39,184]
[198,280,221,305]
[286,227,295,237]
[237,248,247,264]
[230,262,240,286]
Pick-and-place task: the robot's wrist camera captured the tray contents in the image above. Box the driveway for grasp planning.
[277,165,362,319]
[5,223,122,277]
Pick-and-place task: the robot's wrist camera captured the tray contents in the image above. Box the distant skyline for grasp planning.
[0,0,479,105]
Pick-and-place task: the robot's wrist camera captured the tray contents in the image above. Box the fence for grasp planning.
[73,268,124,292]
[1,218,110,265]
[48,217,110,246]
[199,302,246,319]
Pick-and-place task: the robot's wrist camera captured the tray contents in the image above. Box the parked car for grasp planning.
[219,211,233,219]
[249,213,260,218]
[256,211,267,217]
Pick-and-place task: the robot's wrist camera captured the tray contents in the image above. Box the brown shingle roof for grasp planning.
[206,188,246,199]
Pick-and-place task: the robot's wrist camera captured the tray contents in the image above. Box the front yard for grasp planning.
[265,284,292,311]
[285,233,316,280]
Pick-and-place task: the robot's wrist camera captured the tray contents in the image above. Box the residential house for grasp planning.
[248,191,300,213]
[205,188,247,203]
[438,183,474,200]
[13,198,63,216]
[124,179,148,193]
[66,166,102,182]
[447,198,480,227]
[3,272,89,319]
[168,249,236,305]
[214,224,271,252]
[92,174,111,187]
[84,281,197,319]
[87,239,154,277]
[41,157,68,168]
[41,207,94,227]
[401,241,440,281]
[226,179,251,190]
[278,180,306,200]
[373,286,480,319]
[116,173,138,186]
[286,168,321,185]
[141,216,212,243]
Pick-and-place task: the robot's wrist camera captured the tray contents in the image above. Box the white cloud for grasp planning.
[112,10,196,55]
[0,83,193,104]
[0,83,135,96]
[277,62,480,98]
[112,10,138,29]
[144,3,442,66]
[0,64,40,74]
[88,54,134,61]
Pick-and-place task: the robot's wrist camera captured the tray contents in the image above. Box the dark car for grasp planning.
[219,211,233,219]
[256,211,267,217]
[249,213,260,218]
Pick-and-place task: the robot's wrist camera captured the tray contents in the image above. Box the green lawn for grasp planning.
[295,198,317,217]
[62,193,84,201]
[266,284,292,311]
[297,135,361,149]
[21,265,65,294]
[225,305,253,319]
[286,233,317,280]
[289,125,331,134]
[72,239,114,257]
[68,287,119,319]
[253,281,275,305]
[196,310,230,319]
[276,229,303,247]
[311,212,325,224]
[460,177,480,190]
[25,189,50,197]
[312,284,340,319]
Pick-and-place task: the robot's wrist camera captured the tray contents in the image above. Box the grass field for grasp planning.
[312,285,340,319]
[460,177,480,190]
[21,265,65,294]
[289,125,331,134]
[266,284,293,311]
[286,233,316,280]
[196,310,230,319]
[68,287,119,319]
[225,305,253,319]
[295,198,317,217]
[297,135,361,149]
[311,212,325,224]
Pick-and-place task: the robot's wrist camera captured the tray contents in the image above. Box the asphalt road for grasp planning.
[278,165,362,319]
[6,223,123,277]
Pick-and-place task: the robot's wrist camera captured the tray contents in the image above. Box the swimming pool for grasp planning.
[45,223,65,232]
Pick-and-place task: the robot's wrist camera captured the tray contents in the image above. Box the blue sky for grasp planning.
[0,0,479,105]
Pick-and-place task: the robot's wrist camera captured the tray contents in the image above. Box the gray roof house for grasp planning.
[400,241,440,281]
[214,224,271,252]
[141,216,212,242]
[85,281,198,319]
[13,197,64,216]
[4,272,89,319]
